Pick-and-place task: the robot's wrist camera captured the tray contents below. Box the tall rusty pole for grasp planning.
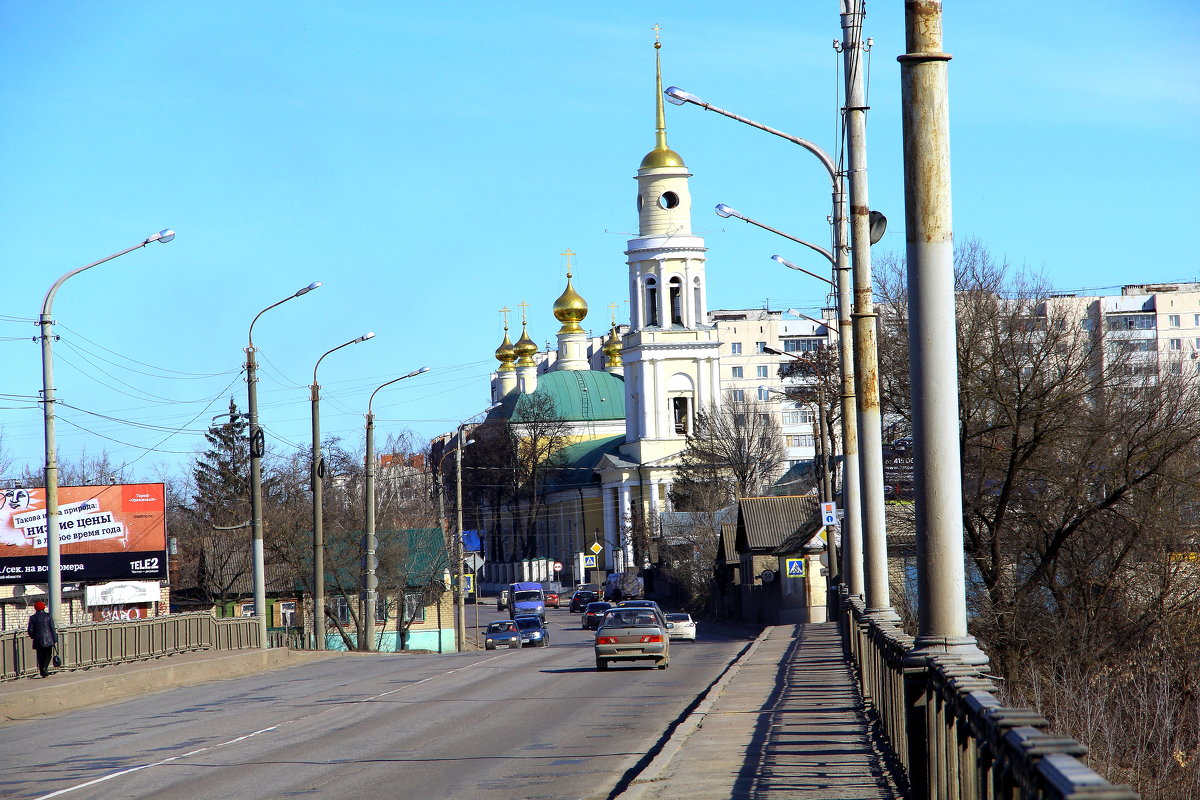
[899,0,986,666]
[839,0,894,619]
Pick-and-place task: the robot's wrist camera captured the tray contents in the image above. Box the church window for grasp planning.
[637,194,644,212]
[669,276,683,325]
[671,397,690,434]
[658,191,680,209]
[645,277,659,327]
[693,278,702,321]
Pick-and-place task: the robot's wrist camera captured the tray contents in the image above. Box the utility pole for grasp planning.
[839,0,894,620]
[454,426,467,652]
[899,0,986,666]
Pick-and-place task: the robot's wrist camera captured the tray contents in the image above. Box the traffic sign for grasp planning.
[553,561,563,573]
[463,552,485,571]
[462,573,474,593]
[785,557,806,578]
[590,542,603,555]
[821,501,838,527]
[583,554,597,569]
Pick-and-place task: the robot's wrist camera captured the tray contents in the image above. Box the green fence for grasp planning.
[1,612,262,681]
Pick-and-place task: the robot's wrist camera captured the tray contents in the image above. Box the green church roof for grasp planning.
[508,370,626,423]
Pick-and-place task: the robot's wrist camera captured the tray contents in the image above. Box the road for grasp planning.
[0,605,754,800]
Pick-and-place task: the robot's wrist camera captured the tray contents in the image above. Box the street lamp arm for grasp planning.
[664,87,836,185]
[313,332,375,384]
[41,231,175,318]
[716,205,835,266]
[771,255,836,288]
[249,281,322,347]
[368,366,430,415]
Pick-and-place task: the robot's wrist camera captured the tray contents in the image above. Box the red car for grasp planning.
[543,590,560,609]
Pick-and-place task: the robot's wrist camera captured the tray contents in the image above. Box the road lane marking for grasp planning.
[33,725,278,800]
[364,653,508,700]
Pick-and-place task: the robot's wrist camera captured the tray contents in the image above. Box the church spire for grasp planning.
[639,26,686,170]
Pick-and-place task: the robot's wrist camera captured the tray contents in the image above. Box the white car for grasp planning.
[665,613,697,641]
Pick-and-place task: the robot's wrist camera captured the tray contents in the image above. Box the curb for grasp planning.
[0,648,337,725]
[614,625,775,800]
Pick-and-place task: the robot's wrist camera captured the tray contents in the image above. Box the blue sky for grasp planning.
[2,1,1197,484]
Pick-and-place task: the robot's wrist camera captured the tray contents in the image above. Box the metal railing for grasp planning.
[839,596,1140,799]
[1,612,262,681]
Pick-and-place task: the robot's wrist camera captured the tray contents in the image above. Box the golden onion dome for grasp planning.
[553,273,588,332]
[494,329,517,371]
[639,147,687,170]
[603,326,623,368]
[513,324,539,367]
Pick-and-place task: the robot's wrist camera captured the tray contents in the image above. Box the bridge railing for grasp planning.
[840,596,1140,800]
[1,612,262,681]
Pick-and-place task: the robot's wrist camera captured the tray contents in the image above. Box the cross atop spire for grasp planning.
[562,248,576,278]
[517,300,529,325]
[499,306,511,331]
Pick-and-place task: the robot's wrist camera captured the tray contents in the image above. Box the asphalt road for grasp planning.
[0,606,754,800]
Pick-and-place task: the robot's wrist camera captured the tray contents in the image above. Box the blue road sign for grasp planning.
[785,558,806,578]
[583,555,597,568]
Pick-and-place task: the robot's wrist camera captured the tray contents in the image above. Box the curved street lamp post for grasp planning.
[246,282,321,648]
[363,366,430,651]
[39,230,175,627]
[311,332,374,650]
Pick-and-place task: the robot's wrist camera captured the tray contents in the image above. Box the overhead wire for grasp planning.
[55,323,239,378]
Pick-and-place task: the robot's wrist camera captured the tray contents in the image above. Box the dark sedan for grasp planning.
[581,601,613,630]
[569,590,598,613]
[483,620,521,650]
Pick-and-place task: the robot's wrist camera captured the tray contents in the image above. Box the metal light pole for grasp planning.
[900,0,986,665]
[40,229,175,627]
[247,281,321,648]
[669,90,867,600]
[839,0,895,621]
[310,331,374,650]
[448,403,499,651]
[364,366,430,651]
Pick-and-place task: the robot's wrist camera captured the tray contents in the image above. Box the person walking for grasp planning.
[26,600,58,678]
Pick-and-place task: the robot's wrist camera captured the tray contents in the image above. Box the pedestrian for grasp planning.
[26,600,57,678]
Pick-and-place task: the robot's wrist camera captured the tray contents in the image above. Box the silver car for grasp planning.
[593,607,670,670]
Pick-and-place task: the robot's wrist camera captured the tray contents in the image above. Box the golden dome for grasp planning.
[553,273,588,333]
[494,328,516,372]
[640,147,687,170]
[513,323,539,367]
[603,326,623,368]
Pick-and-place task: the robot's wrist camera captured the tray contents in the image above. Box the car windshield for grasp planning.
[487,622,516,633]
[513,591,542,603]
[514,617,542,630]
[666,614,690,622]
[601,610,659,628]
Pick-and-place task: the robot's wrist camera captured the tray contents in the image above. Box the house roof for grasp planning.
[718,523,738,564]
[734,495,820,553]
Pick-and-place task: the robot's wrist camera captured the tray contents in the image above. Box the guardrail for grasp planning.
[839,596,1139,799]
[1,612,262,681]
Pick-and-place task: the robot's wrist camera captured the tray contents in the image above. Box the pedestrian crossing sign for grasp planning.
[583,555,597,568]
[462,573,474,593]
[785,558,806,578]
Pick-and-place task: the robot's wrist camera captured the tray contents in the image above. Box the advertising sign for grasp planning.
[0,484,168,584]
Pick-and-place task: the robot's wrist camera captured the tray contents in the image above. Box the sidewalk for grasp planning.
[619,622,904,800]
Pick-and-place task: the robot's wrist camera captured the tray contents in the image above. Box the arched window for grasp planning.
[644,277,659,327]
[669,276,683,326]
[693,277,702,322]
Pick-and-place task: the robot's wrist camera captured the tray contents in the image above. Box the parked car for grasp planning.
[581,601,613,630]
[484,620,522,650]
[513,614,550,647]
[594,607,670,670]
[569,590,599,613]
[543,590,560,609]
[665,613,697,641]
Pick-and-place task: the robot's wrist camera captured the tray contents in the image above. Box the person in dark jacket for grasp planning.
[26,600,57,678]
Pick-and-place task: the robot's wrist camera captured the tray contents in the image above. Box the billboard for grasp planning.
[0,483,167,584]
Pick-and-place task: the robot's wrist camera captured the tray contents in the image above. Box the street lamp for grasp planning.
[311,331,374,650]
[40,229,175,627]
[363,366,430,651]
[448,402,500,651]
[246,281,321,648]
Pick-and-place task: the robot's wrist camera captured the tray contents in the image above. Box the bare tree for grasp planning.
[672,392,785,506]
